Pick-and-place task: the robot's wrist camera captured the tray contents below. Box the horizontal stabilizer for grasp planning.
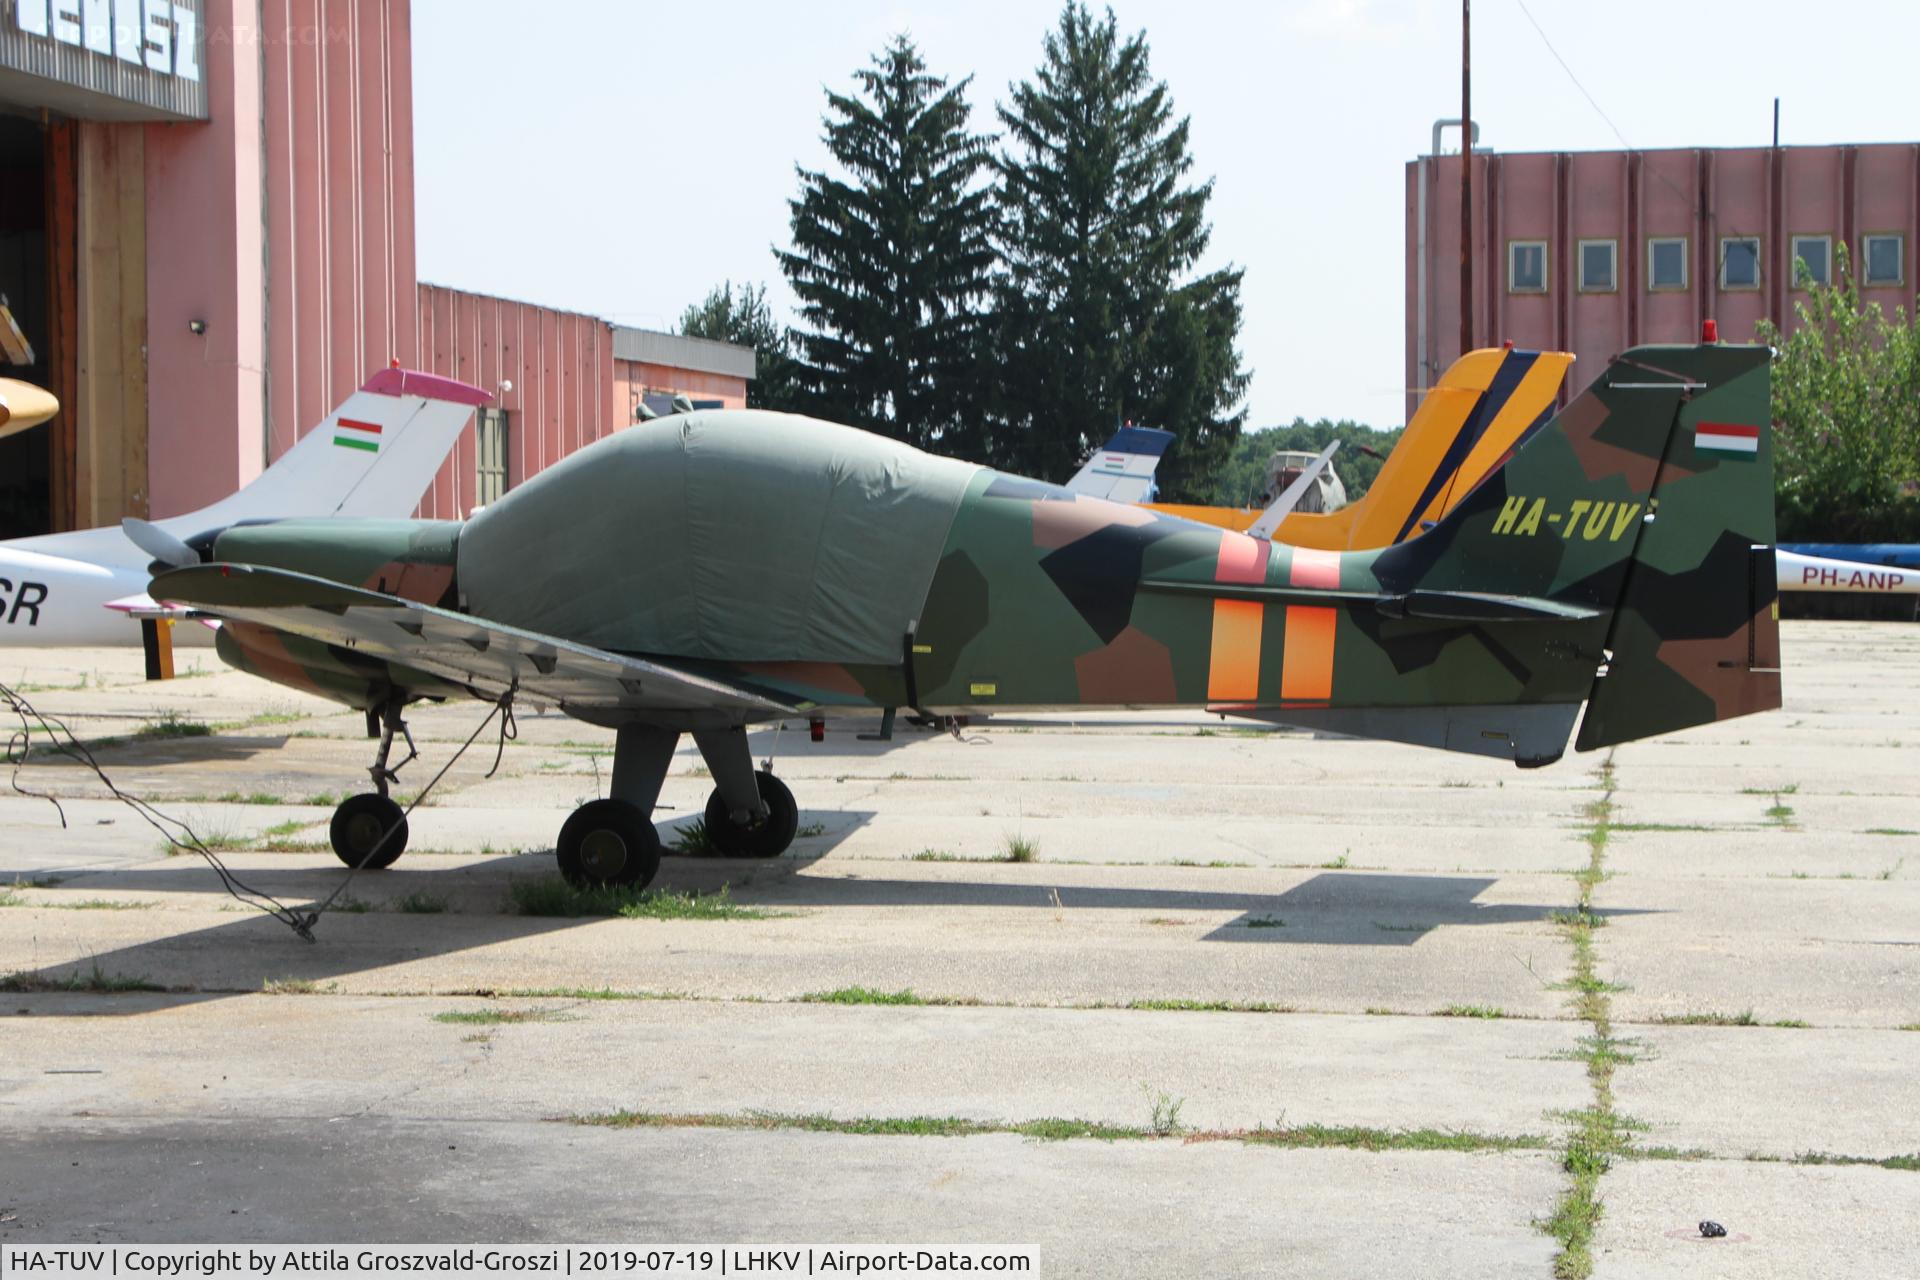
[1227,703,1580,768]
[1141,578,1597,621]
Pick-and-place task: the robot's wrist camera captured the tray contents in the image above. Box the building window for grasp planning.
[476,407,509,508]
[1508,240,1547,293]
[1578,239,1618,292]
[1647,237,1688,290]
[1720,237,1762,290]
[1791,235,1831,287]
[1863,234,1905,286]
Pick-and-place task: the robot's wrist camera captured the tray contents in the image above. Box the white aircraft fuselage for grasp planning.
[0,366,491,650]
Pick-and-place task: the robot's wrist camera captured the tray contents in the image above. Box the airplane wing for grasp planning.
[1065,426,1176,503]
[150,564,797,724]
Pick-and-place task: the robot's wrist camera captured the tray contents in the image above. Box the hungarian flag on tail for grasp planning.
[334,418,382,452]
[1694,421,1759,455]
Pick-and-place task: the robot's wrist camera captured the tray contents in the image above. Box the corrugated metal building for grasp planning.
[0,0,751,538]
[1407,141,1920,417]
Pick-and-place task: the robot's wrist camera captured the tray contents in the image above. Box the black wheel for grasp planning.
[330,792,408,870]
[557,799,661,889]
[703,770,799,859]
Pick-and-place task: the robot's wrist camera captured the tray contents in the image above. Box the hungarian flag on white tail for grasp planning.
[1694,421,1759,455]
[333,417,382,453]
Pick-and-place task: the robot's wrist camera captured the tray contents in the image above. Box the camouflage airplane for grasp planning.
[148,341,1781,891]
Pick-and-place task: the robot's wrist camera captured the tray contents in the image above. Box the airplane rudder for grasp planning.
[1576,344,1779,748]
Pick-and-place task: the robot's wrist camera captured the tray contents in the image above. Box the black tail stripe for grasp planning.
[1394,351,1539,544]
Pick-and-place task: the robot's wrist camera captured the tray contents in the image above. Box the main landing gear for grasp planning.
[551,724,801,890]
[328,697,415,870]
[324,708,801,888]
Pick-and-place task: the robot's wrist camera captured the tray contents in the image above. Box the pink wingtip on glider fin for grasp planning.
[359,366,494,406]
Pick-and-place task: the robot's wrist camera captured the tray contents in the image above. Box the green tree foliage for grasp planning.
[992,3,1248,499]
[1758,246,1920,540]
[676,281,799,411]
[1200,420,1404,509]
[776,36,997,450]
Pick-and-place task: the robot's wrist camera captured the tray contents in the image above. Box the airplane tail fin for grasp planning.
[1065,426,1175,504]
[1281,346,1573,551]
[163,368,491,536]
[1376,342,1780,751]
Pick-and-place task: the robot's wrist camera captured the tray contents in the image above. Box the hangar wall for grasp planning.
[146,0,418,519]
[413,283,614,521]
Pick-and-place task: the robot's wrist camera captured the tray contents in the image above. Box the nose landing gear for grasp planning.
[328,697,415,870]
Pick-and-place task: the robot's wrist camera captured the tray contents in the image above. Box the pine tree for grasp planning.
[994,3,1247,496]
[776,37,997,451]
[677,281,800,411]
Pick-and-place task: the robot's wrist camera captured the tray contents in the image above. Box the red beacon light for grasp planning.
[1502,339,1514,349]
[1702,319,1719,344]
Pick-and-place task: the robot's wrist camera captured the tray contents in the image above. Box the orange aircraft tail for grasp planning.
[1149,346,1573,549]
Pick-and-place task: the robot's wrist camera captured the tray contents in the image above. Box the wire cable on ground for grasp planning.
[3,679,516,944]
[3,678,314,937]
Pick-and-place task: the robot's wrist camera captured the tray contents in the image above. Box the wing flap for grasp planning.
[153,564,796,722]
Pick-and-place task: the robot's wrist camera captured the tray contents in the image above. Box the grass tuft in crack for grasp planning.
[0,964,166,993]
[434,1007,567,1025]
[568,1108,1551,1153]
[508,877,765,920]
[1540,751,1631,1280]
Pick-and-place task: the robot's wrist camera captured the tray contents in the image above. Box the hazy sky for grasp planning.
[413,0,1920,429]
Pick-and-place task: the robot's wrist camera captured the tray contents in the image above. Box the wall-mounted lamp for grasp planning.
[499,379,514,396]
[187,318,207,336]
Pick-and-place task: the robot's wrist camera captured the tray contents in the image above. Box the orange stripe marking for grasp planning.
[1207,599,1264,701]
[1280,606,1337,701]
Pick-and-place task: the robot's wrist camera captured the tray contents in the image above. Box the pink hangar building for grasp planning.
[1406,139,1920,419]
[0,0,752,540]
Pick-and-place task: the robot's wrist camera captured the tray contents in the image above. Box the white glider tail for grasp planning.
[0,367,489,646]
[1065,426,1175,504]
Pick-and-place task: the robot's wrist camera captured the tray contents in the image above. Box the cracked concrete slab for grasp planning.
[1608,1025,1920,1160]
[0,994,1588,1138]
[2,1119,1566,1278]
[1592,1157,1920,1279]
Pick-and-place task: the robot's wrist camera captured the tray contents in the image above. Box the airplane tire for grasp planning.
[704,770,799,859]
[330,793,409,870]
[557,799,661,890]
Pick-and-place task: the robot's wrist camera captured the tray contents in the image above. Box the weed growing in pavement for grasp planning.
[669,819,721,857]
[1540,751,1628,1280]
[137,711,212,738]
[433,1008,567,1026]
[1436,1004,1505,1019]
[507,877,765,921]
[569,1109,1556,1154]
[262,978,335,995]
[1652,1010,1810,1028]
[799,987,923,1006]
[394,892,448,914]
[1142,1085,1186,1137]
[1124,998,1293,1014]
[0,963,166,993]
[1001,833,1038,863]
